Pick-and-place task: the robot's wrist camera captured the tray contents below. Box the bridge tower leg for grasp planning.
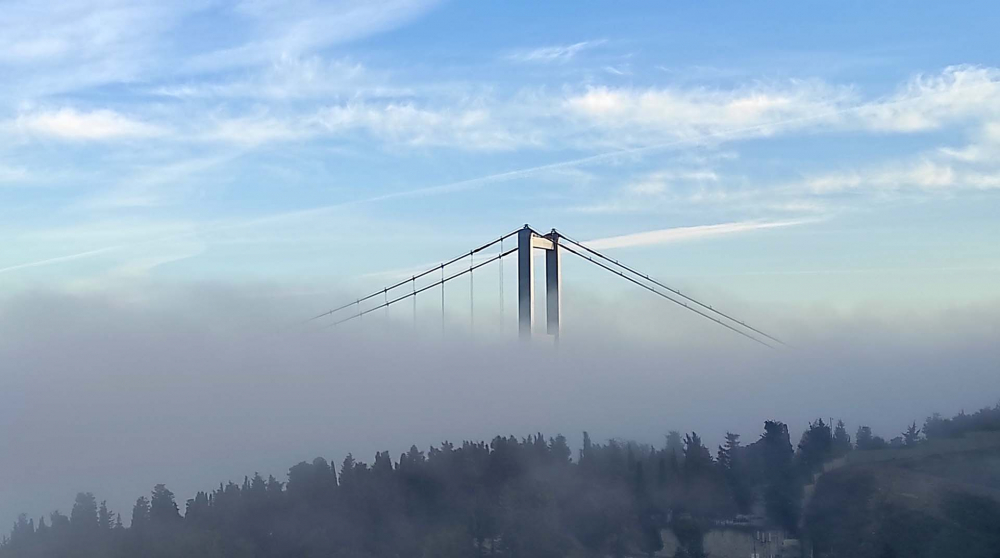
[518,225,560,341]
[518,226,534,340]
[545,231,561,339]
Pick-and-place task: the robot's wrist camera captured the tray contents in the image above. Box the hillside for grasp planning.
[805,442,1000,558]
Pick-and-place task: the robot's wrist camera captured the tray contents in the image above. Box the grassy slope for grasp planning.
[804,449,1000,558]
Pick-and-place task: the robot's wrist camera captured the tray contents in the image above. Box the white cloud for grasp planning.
[0,246,122,275]
[562,66,1000,148]
[15,108,167,140]
[0,1,203,97]
[506,40,604,63]
[0,0,438,98]
[202,114,310,146]
[563,80,854,146]
[79,155,239,210]
[183,0,441,73]
[856,66,1000,132]
[312,102,533,150]
[805,158,1000,194]
[146,56,397,101]
[584,219,813,250]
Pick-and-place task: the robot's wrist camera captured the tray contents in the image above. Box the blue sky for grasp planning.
[4,1,1000,528]
[2,0,1000,311]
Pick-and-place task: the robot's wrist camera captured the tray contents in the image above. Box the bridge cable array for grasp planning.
[324,247,516,328]
[554,230,787,348]
[308,225,784,349]
[555,240,777,350]
[305,227,521,324]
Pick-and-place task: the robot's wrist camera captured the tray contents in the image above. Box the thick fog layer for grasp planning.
[1,283,998,527]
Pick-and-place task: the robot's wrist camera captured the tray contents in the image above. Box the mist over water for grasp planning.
[1,282,998,527]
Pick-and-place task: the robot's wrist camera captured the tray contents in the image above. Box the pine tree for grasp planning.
[902,422,922,447]
[70,492,99,534]
[832,420,852,457]
[683,433,712,476]
[131,497,150,530]
[856,425,875,450]
[98,500,114,533]
[718,432,752,514]
[150,484,181,523]
[761,421,801,532]
[665,430,684,464]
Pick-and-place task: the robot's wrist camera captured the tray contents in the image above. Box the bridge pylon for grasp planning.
[517,225,560,341]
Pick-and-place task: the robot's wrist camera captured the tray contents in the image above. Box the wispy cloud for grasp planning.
[145,56,397,101]
[0,246,122,275]
[311,102,532,150]
[14,108,167,140]
[856,65,1000,132]
[563,80,855,146]
[806,159,1000,194]
[78,154,241,210]
[562,66,1000,147]
[506,40,605,63]
[584,219,815,250]
[182,0,442,74]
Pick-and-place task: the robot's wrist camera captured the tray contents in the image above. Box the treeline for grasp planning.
[3,405,996,558]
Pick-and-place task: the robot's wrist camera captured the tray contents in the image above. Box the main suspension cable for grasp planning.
[328,248,517,328]
[556,230,786,347]
[306,228,521,323]
[558,242,775,349]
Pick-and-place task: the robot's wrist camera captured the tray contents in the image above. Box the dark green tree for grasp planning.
[717,432,752,514]
[797,419,833,476]
[130,497,150,531]
[903,422,921,447]
[682,433,712,476]
[97,501,114,533]
[761,421,801,532]
[832,420,852,457]
[149,484,180,523]
[665,431,684,464]
[70,492,99,534]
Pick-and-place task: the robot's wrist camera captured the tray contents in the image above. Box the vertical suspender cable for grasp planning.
[499,236,504,332]
[440,264,445,335]
[470,250,474,333]
[412,276,416,330]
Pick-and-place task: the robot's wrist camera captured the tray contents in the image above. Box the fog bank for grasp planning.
[1,282,998,527]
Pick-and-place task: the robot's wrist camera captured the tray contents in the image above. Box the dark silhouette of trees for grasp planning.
[97,501,114,534]
[797,419,833,476]
[129,497,149,531]
[759,420,801,533]
[70,493,99,534]
[902,422,922,447]
[717,432,752,514]
[923,404,1000,439]
[856,425,889,450]
[832,420,852,457]
[4,405,997,558]
[149,484,181,523]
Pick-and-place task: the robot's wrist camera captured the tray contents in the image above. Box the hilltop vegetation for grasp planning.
[3,405,999,558]
[805,458,1000,558]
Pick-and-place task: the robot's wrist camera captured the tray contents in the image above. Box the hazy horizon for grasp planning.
[2,281,997,527]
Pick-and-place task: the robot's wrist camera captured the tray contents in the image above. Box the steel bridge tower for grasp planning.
[517,225,560,341]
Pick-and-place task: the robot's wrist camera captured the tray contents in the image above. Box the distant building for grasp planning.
[656,526,807,558]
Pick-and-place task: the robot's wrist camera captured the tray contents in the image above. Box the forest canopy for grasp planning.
[3,405,998,558]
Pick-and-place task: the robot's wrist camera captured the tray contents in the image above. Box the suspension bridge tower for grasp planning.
[517,225,561,341]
